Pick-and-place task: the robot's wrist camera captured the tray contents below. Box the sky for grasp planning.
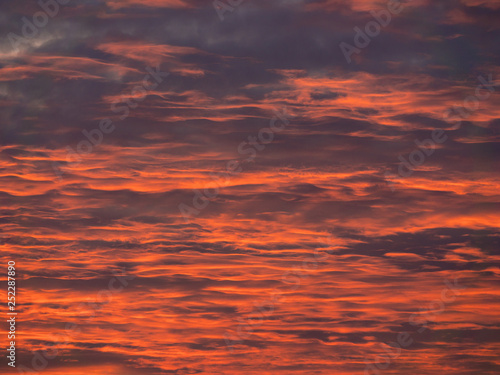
[0,0,500,374]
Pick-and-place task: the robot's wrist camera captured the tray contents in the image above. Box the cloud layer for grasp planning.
[1,0,499,374]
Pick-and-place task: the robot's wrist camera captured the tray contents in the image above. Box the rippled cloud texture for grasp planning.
[1,0,500,374]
